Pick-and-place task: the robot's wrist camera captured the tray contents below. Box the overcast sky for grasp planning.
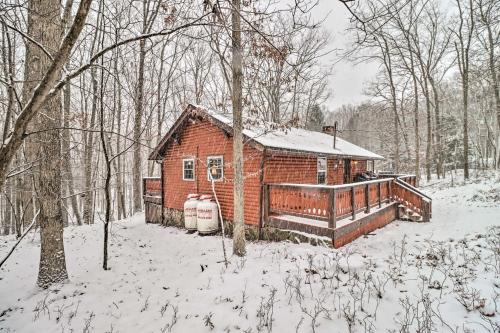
[312,1,379,110]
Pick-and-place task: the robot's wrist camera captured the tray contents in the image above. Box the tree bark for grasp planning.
[62,82,82,225]
[454,0,474,180]
[422,77,432,181]
[231,0,246,256]
[132,37,146,213]
[0,0,93,188]
[478,0,500,167]
[23,0,69,289]
[60,0,80,226]
[113,44,126,220]
[1,25,15,234]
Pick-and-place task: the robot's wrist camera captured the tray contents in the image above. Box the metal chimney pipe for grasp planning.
[322,123,339,149]
[333,121,338,149]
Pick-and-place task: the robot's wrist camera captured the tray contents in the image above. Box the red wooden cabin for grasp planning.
[144,104,431,247]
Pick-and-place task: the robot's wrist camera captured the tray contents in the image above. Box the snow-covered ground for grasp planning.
[1,171,499,332]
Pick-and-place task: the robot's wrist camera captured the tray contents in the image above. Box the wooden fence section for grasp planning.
[143,177,162,224]
[143,177,161,197]
[264,178,395,229]
[144,196,162,223]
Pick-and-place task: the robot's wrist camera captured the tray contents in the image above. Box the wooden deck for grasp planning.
[262,175,431,247]
[143,174,431,247]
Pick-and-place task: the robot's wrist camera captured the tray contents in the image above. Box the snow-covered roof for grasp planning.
[149,104,384,160]
[206,108,384,160]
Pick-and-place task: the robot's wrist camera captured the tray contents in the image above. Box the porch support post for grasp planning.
[389,180,393,201]
[365,184,370,213]
[328,188,336,229]
[378,182,382,208]
[262,184,269,225]
[160,162,165,224]
[351,186,356,220]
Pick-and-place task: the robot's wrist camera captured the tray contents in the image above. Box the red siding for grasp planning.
[263,153,344,185]
[162,119,263,226]
[145,178,161,194]
[328,159,344,184]
[160,117,372,226]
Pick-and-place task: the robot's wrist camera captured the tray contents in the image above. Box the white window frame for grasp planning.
[182,158,195,181]
[317,157,327,184]
[207,155,224,181]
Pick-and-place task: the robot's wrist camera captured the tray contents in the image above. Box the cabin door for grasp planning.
[343,159,351,183]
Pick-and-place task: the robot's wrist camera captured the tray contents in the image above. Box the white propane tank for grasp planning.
[196,194,219,234]
[184,194,199,231]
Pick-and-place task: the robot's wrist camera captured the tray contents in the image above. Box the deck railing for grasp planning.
[392,178,432,221]
[263,178,394,229]
[378,173,417,187]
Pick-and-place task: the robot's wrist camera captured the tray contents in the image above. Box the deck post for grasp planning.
[328,189,336,229]
[262,184,270,225]
[365,184,370,213]
[389,180,393,201]
[378,182,382,208]
[351,186,356,220]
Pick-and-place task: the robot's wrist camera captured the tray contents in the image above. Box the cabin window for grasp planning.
[207,156,223,181]
[182,158,195,181]
[317,157,327,184]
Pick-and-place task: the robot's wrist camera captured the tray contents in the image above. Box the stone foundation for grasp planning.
[162,207,184,227]
[152,207,330,246]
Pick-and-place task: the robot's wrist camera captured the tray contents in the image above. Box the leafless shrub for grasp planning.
[33,292,51,321]
[67,301,80,325]
[203,312,215,330]
[160,300,170,317]
[395,296,416,332]
[455,286,485,312]
[140,295,150,312]
[483,227,500,274]
[295,316,304,332]
[161,304,179,332]
[256,287,277,332]
[284,273,305,305]
[300,297,329,333]
[235,256,247,271]
[54,303,71,323]
[82,312,95,333]
[341,300,357,333]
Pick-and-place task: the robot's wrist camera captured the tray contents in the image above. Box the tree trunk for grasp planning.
[423,79,432,181]
[60,0,80,226]
[23,0,69,288]
[463,81,470,179]
[480,2,500,167]
[83,67,98,224]
[132,38,146,213]
[231,0,246,256]
[1,25,15,235]
[62,82,82,226]
[429,77,443,177]
[3,184,12,235]
[412,80,420,182]
[82,4,104,225]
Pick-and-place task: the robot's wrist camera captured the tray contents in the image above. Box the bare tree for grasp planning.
[231,0,246,256]
[453,0,475,180]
